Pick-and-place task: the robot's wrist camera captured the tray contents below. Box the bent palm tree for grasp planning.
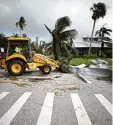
[89,2,107,54]
[16,16,27,36]
[95,26,112,56]
[44,16,77,60]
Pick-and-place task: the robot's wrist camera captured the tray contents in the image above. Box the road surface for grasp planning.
[0,70,112,125]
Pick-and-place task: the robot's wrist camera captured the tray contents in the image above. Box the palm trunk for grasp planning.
[20,28,21,37]
[64,44,72,64]
[52,37,58,60]
[101,33,104,57]
[88,20,96,54]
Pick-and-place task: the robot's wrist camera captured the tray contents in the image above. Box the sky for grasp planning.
[0,0,112,42]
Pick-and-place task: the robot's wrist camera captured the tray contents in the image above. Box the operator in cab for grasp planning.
[15,46,22,53]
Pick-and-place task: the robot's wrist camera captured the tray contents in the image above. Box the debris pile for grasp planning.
[90,59,110,69]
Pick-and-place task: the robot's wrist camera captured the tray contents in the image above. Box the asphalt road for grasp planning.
[0,70,112,125]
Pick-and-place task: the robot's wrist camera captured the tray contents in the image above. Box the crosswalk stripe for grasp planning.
[0,92,10,101]
[95,94,112,116]
[71,93,92,125]
[0,92,32,125]
[36,92,54,125]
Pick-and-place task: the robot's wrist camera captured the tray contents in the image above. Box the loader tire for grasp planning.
[38,66,43,71]
[7,60,25,76]
[41,64,51,74]
[58,62,69,73]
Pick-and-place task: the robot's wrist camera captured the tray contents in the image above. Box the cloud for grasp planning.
[0,0,112,41]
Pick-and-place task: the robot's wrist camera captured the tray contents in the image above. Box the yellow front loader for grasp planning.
[0,37,69,76]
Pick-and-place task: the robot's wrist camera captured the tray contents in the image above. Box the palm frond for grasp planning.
[95,30,101,36]
[102,23,107,28]
[0,33,7,43]
[19,24,24,30]
[20,16,26,23]
[106,29,112,32]
[105,32,110,36]
[93,3,97,9]
[19,16,26,30]
[100,27,106,31]
[0,33,5,38]
[59,29,77,41]
[91,2,107,20]
[16,22,19,27]
[90,7,94,11]
[44,24,52,34]
[55,16,71,32]
[97,2,107,17]
[44,42,52,49]
[61,41,78,55]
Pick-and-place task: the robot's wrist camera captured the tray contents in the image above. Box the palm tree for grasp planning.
[88,2,107,54]
[0,33,5,41]
[0,34,7,44]
[95,26,112,56]
[44,38,78,57]
[0,33,8,53]
[44,16,77,60]
[43,42,53,55]
[16,16,27,36]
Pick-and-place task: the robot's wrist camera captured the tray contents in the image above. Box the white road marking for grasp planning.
[0,92,10,101]
[0,92,32,125]
[71,93,92,125]
[36,92,54,125]
[95,94,112,116]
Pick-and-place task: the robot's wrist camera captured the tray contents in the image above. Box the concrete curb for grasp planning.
[69,66,92,83]
[77,69,92,83]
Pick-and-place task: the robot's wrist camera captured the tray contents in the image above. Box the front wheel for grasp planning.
[40,64,51,74]
[7,60,25,76]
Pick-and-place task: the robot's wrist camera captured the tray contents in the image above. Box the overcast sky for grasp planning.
[0,0,112,41]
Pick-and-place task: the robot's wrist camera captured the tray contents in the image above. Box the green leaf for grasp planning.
[55,16,71,32]
[59,29,77,41]
[44,24,52,34]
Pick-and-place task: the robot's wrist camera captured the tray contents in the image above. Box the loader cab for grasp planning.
[6,37,32,61]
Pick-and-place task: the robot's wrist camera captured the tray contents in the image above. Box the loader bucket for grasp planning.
[58,61,70,73]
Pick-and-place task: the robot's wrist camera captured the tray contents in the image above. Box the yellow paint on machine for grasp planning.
[33,53,59,68]
[28,63,37,70]
[8,37,30,41]
[6,53,26,62]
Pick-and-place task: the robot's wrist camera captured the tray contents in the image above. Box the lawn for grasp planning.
[69,58,92,66]
[69,58,112,66]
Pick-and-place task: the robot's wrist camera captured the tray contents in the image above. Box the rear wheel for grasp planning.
[40,64,51,74]
[7,60,25,76]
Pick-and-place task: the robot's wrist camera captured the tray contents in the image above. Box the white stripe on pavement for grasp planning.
[36,92,54,125]
[71,93,92,125]
[95,94,112,116]
[0,92,32,125]
[0,92,10,101]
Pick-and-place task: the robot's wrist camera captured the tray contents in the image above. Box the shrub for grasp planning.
[104,50,112,58]
[82,54,97,59]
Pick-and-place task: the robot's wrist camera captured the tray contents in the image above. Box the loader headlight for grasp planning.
[0,48,4,53]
